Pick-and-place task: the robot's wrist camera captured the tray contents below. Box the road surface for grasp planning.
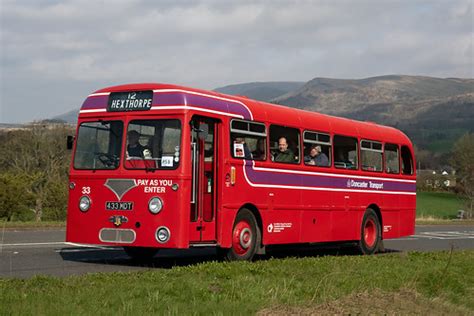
[1,225,473,278]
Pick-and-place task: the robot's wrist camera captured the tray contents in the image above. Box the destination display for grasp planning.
[107,91,153,112]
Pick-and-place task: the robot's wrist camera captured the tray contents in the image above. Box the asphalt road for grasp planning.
[1,225,473,278]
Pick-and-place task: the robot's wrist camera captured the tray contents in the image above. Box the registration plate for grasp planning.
[105,201,133,211]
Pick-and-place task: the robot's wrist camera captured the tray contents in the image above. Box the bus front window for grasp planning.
[125,119,181,170]
[73,121,123,170]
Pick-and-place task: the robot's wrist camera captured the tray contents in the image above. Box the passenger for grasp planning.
[252,138,266,160]
[127,130,146,158]
[304,145,329,166]
[274,137,295,163]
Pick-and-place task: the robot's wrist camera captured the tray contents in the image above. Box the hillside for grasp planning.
[214,81,305,101]
[53,109,79,124]
[272,75,474,152]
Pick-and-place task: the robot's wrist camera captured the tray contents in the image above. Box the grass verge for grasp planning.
[417,191,465,219]
[1,251,473,314]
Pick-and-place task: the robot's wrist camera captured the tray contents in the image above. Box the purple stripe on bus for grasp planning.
[80,91,253,120]
[81,95,108,110]
[153,92,252,120]
[244,163,416,192]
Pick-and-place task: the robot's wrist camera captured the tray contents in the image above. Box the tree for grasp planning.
[0,124,73,221]
[0,173,35,221]
[451,133,474,218]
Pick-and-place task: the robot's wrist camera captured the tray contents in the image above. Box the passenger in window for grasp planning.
[252,138,266,160]
[127,130,146,158]
[274,137,295,163]
[304,145,329,166]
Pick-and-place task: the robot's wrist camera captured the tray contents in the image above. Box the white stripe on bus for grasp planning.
[251,163,416,183]
[88,92,110,97]
[80,105,243,118]
[242,162,416,195]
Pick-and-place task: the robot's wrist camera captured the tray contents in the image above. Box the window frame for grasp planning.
[384,143,400,175]
[360,139,383,173]
[230,119,267,160]
[269,124,301,164]
[124,119,182,170]
[73,120,124,170]
[333,134,359,170]
[401,145,414,175]
[302,130,332,168]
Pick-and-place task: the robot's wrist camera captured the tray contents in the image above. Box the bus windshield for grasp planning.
[74,120,123,170]
[125,119,181,170]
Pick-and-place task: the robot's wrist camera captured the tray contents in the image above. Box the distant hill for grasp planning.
[214,81,305,101]
[53,109,78,124]
[272,75,474,152]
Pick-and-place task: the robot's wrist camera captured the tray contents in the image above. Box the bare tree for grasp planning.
[451,133,474,218]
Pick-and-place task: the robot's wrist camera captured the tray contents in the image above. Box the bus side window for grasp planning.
[385,143,400,174]
[303,130,331,167]
[269,125,300,164]
[230,120,267,160]
[401,145,414,175]
[334,135,358,170]
[361,140,383,172]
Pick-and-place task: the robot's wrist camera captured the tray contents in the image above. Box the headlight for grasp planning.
[148,197,163,214]
[156,226,170,243]
[79,196,91,212]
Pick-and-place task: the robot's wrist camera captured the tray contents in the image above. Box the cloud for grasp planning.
[0,0,472,123]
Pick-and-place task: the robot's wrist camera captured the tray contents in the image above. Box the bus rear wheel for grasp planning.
[223,209,258,261]
[123,247,159,261]
[358,208,381,255]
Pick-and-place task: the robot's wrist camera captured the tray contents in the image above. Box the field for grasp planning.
[417,191,465,219]
[1,251,473,314]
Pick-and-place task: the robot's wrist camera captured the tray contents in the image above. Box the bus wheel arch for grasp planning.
[358,207,382,255]
[241,203,265,255]
[220,205,263,261]
[367,203,383,233]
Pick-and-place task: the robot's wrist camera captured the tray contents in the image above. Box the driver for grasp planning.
[127,130,145,158]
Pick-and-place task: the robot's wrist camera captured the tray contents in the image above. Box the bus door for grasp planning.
[189,117,218,242]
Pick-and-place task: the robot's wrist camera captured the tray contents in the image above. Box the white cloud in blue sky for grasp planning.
[1,0,472,123]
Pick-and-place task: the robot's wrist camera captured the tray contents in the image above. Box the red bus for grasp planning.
[66,83,416,260]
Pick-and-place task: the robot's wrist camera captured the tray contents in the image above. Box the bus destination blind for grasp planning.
[108,91,153,112]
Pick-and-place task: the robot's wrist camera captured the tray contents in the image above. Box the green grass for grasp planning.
[417,191,465,219]
[1,251,473,314]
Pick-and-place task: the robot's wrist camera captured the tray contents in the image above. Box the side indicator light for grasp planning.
[230,166,236,185]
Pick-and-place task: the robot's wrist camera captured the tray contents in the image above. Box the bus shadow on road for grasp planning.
[59,243,401,269]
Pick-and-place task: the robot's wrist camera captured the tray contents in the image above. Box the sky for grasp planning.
[0,0,472,123]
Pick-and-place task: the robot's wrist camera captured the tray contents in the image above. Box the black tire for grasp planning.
[123,247,159,260]
[222,209,259,261]
[357,208,381,255]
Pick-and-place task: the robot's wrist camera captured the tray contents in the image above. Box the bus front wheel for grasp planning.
[358,208,381,255]
[123,247,159,261]
[222,209,258,261]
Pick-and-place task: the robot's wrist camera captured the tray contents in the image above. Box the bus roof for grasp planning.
[80,83,412,146]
